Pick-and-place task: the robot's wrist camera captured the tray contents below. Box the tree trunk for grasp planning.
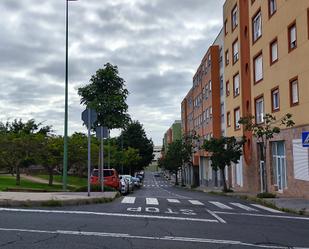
[16,165,20,186]
[48,167,53,186]
[263,144,268,193]
[221,167,228,192]
[175,170,178,185]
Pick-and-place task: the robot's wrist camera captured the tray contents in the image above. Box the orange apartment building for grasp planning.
[181,38,222,187]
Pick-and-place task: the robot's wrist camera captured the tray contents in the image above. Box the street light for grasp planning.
[63,0,78,191]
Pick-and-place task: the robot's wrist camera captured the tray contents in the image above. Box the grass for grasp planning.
[35,174,87,187]
[0,175,65,191]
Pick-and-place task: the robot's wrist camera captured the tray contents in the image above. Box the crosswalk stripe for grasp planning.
[230,202,257,211]
[209,201,233,210]
[251,204,283,213]
[146,198,159,205]
[167,199,180,203]
[121,197,136,204]
[189,200,204,205]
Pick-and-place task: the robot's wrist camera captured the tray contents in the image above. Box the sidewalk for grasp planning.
[0,191,118,207]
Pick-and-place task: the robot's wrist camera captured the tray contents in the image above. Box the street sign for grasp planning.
[302,131,309,147]
[96,126,108,139]
[81,108,97,128]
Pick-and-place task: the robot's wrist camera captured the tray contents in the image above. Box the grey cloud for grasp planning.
[0,0,225,145]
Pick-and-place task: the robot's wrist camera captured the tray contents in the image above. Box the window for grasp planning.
[209,81,212,93]
[288,22,297,52]
[220,76,224,96]
[233,73,240,97]
[269,0,277,17]
[270,38,278,64]
[221,103,224,123]
[232,5,238,31]
[226,81,230,96]
[271,87,280,112]
[205,84,209,99]
[225,50,229,66]
[234,108,240,130]
[224,19,228,35]
[272,141,287,190]
[208,54,211,66]
[253,10,262,42]
[209,106,213,119]
[255,96,264,124]
[227,112,231,127]
[232,39,239,64]
[254,52,263,83]
[206,108,209,123]
[290,77,299,106]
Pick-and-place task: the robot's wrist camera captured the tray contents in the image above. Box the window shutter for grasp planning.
[291,26,296,43]
[293,139,309,181]
[292,82,298,103]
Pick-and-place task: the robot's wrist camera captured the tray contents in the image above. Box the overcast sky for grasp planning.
[0,0,224,146]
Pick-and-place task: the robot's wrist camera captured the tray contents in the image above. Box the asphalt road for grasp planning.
[1,172,309,249]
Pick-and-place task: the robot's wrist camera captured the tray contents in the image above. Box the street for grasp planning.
[0,172,309,249]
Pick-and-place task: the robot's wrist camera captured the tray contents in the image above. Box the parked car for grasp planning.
[119,176,129,195]
[91,168,120,189]
[132,177,141,188]
[136,172,144,181]
[154,172,160,177]
[120,175,134,192]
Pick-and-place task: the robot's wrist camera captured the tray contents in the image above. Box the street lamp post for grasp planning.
[63,0,77,191]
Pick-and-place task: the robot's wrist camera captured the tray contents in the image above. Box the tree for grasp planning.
[68,132,99,177]
[121,147,141,175]
[118,121,154,174]
[203,136,245,192]
[0,119,51,185]
[163,140,184,185]
[36,135,63,186]
[239,113,294,193]
[78,63,130,129]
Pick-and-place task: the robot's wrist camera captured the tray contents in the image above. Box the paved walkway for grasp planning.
[0,191,118,207]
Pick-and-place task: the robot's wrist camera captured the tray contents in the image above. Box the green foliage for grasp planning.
[203,136,245,192]
[78,63,130,129]
[118,121,154,173]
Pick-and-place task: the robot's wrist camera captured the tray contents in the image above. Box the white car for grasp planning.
[119,177,129,195]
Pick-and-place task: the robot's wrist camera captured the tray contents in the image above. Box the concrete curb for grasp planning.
[0,192,120,208]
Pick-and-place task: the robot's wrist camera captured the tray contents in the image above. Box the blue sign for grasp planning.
[302,132,309,147]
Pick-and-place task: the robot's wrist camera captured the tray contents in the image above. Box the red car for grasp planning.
[91,169,120,189]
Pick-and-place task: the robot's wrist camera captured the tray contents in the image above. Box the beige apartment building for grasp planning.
[176,0,309,197]
[247,0,309,197]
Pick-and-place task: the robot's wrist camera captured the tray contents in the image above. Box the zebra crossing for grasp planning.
[121,197,283,214]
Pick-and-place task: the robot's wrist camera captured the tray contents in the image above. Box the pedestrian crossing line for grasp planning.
[251,204,283,213]
[121,197,136,204]
[209,201,233,210]
[230,203,257,211]
[167,199,180,203]
[188,200,204,206]
[146,198,159,205]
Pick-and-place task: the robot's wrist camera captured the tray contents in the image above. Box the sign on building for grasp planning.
[302,131,309,148]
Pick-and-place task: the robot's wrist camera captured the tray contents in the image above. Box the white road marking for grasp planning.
[0,208,217,223]
[167,199,180,203]
[189,200,204,206]
[0,227,305,248]
[146,198,159,205]
[251,204,283,213]
[213,211,309,221]
[230,203,257,211]
[121,197,136,204]
[209,201,233,210]
[205,209,226,224]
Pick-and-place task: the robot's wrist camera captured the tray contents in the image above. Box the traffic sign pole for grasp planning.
[101,127,104,192]
[87,108,91,197]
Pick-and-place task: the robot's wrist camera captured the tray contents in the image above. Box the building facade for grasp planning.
[178,0,309,197]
